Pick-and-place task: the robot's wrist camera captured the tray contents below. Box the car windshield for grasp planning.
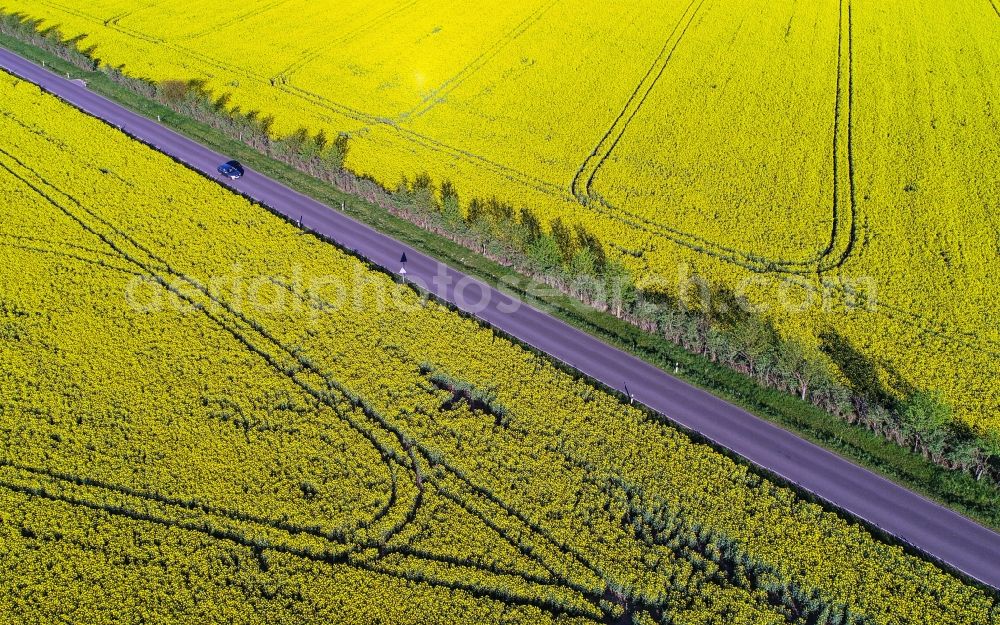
[218,162,242,178]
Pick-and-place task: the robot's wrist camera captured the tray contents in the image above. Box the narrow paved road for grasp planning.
[4,47,1000,590]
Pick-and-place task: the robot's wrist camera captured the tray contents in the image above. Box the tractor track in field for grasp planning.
[277,80,569,197]
[0,148,622,620]
[16,0,994,289]
[18,0,573,199]
[828,0,858,272]
[0,459,388,545]
[33,0,163,46]
[96,0,864,279]
[34,0,854,278]
[0,241,136,275]
[261,265,616,597]
[0,150,415,539]
[0,232,138,275]
[49,9,572,201]
[570,0,706,202]
[0,179,605,619]
[0,459,573,602]
[402,0,563,120]
[0,478,604,621]
[172,0,294,42]
[571,0,858,277]
[269,0,427,84]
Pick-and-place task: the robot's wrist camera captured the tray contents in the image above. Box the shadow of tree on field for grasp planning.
[820,329,914,411]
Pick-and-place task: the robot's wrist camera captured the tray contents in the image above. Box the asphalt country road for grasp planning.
[3,47,1000,590]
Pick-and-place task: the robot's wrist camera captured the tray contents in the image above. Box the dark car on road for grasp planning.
[217,160,244,180]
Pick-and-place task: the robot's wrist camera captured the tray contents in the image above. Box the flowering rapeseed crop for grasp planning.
[0,72,997,623]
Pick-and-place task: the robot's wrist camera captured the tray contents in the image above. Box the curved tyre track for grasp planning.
[573,0,858,276]
[0,145,612,616]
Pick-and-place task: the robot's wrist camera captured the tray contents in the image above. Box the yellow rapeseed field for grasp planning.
[1,72,998,623]
[3,0,998,431]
